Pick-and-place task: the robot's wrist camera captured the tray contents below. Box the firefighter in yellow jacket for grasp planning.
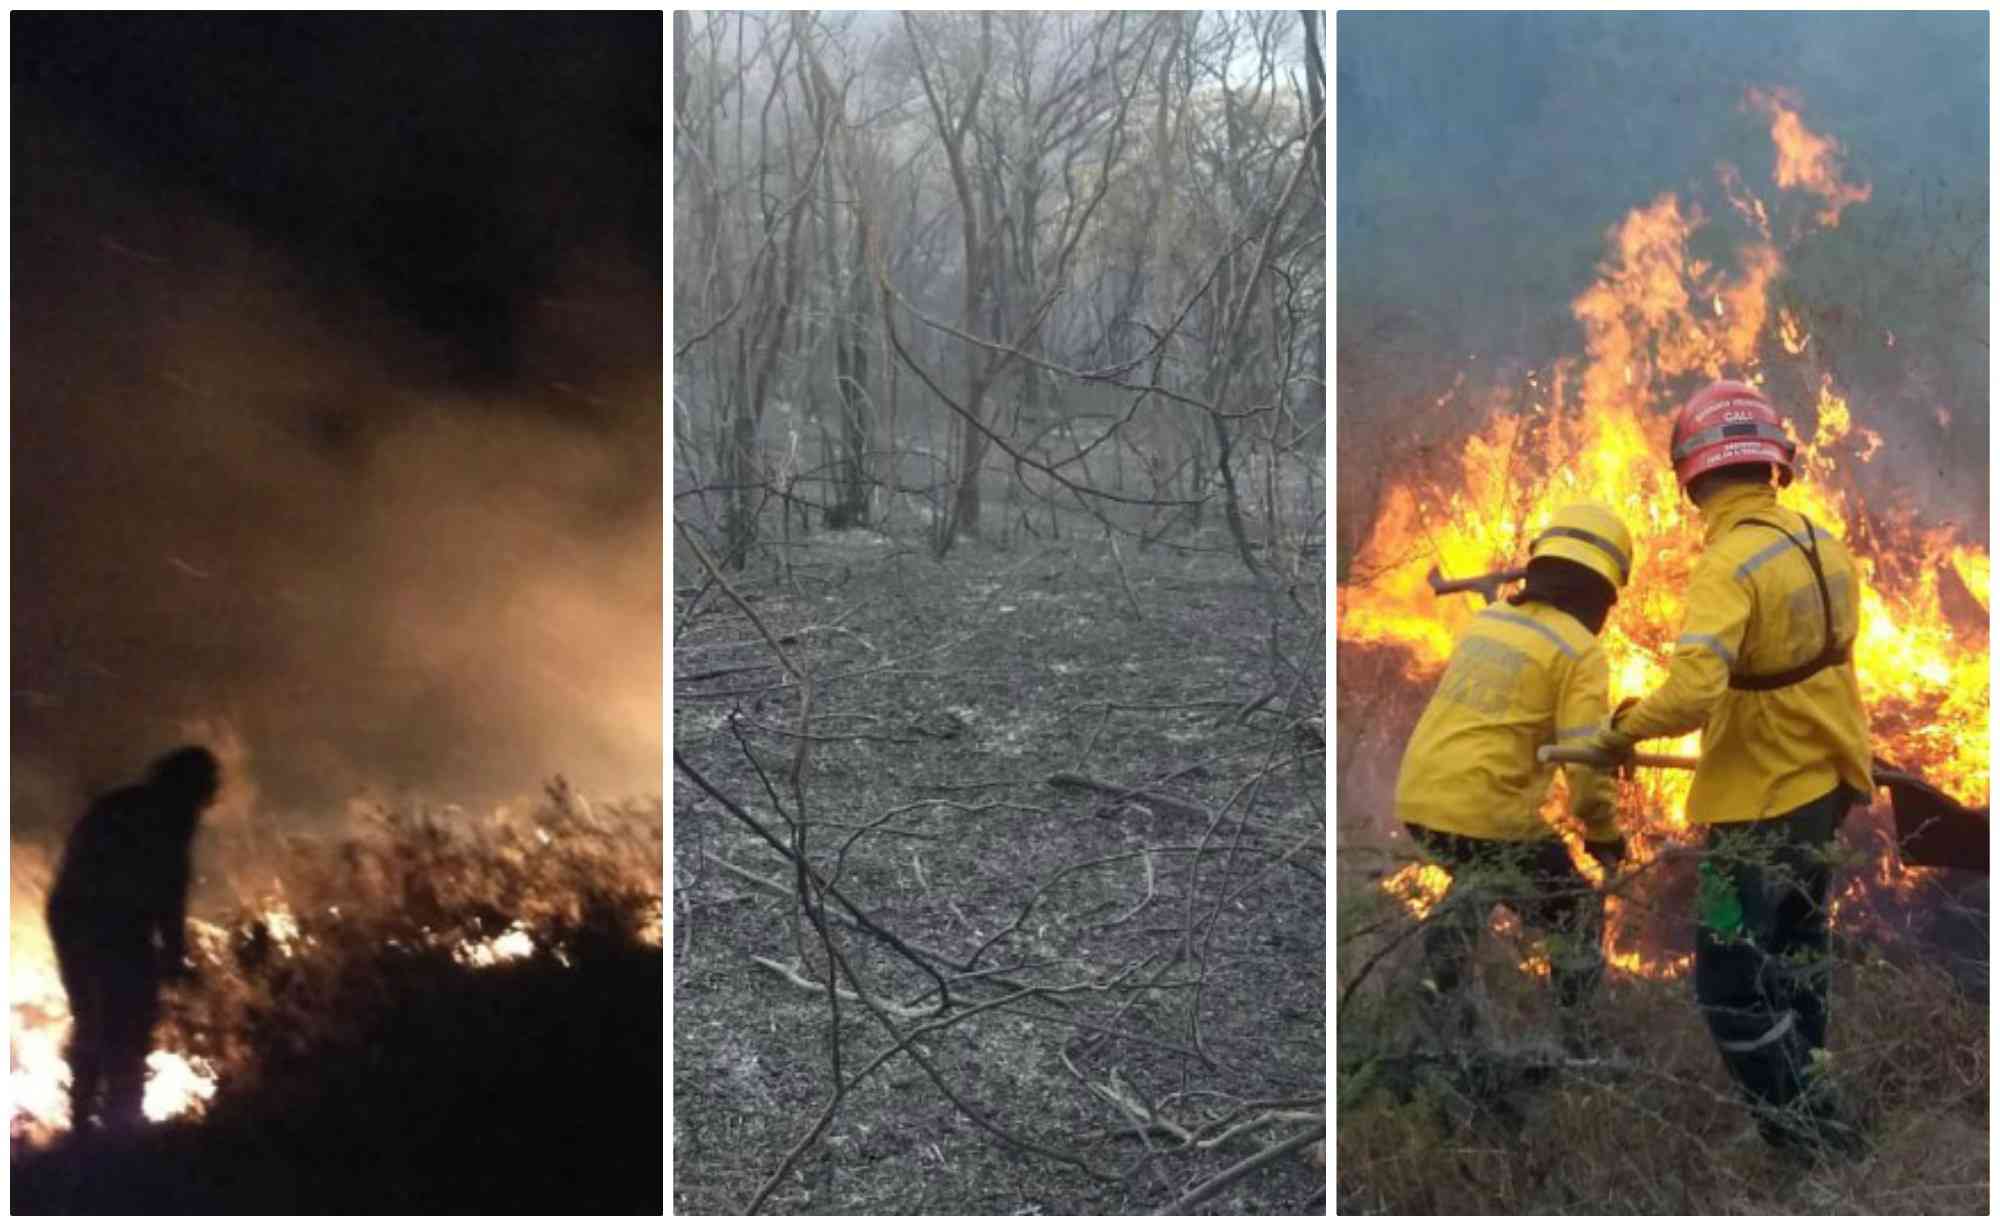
[1395,503,1632,1056]
[1588,379,1871,1158]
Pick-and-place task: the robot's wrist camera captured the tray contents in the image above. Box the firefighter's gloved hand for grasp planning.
[1597,699,1643,782]
[1584,718,1637,772]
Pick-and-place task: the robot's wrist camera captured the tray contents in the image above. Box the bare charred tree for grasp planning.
[1300,11,1325,201]
[900,11,995,551]
[797,23,875,531]
[674,14,832,569]
[1171,12,1324,582]
[895,12,1167,555]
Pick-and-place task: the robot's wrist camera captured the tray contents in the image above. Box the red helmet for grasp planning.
[1669,379,1796,490]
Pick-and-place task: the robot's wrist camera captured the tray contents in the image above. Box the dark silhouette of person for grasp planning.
[45,745,219,1133]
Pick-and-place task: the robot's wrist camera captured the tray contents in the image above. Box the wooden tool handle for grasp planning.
[1538,745,1696,770]
[1537,743,1920,789]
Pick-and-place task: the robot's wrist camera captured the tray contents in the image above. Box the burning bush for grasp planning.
[11,783,663,1213]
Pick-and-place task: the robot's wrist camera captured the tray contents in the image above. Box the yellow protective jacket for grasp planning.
[1613,483,1873,823]
[1395,599,1619,842]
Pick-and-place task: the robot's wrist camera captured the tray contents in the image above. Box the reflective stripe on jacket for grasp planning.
[1395,599,1618,841]
[1615,483,1873,823]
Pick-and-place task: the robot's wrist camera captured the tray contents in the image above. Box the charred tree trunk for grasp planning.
[904,12,993,556]
[725,334,757,567]
[828,219,871,529]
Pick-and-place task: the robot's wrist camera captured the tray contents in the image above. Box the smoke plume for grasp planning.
[12,25,662,838]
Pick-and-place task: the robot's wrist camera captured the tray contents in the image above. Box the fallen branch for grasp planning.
[704,852,792,900]
[676,751,954,1011]
[704,845,1070,1001]
[1106,531,1146,621]
[1233,687,1280,725]
[1059,1048,1180,1199]
[1092,848,1157,929]
[751,955,931,1019]
[679,662,779,684]
[1156,1120,1325,1215]
[1178,1092,1327,1146]
[1047,771,1209,821]
[1062,1049,1194,1145]
[1195,1109,1324,1151]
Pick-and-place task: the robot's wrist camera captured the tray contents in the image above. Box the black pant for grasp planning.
[1405,825,1615,1013]
[53,938,160,1132]
[1693,786,1853,1122]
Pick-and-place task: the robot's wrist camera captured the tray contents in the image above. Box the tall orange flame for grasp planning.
[1747,87,1873,227]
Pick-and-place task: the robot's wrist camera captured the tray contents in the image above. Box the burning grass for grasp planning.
[10,784,663,1213]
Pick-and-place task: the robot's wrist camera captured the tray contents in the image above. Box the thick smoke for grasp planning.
[12,96,661,837]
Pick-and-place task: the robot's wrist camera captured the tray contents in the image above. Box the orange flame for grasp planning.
[1608,947,1693,979]
[454,923,536,968]
[1778,308,1810,355]
[1381,862,1452,921]
[1747,88,1872,227]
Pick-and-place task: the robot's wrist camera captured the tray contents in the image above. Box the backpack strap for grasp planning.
[1727,516,1851,691]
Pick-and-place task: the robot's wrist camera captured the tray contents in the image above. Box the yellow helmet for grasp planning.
[1529,503,1633,589]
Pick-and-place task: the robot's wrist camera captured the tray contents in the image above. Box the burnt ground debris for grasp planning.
[672,528,1326,1214]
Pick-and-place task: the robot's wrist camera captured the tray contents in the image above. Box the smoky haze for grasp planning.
[11,15,664,835]
[1338,11,1988,526]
